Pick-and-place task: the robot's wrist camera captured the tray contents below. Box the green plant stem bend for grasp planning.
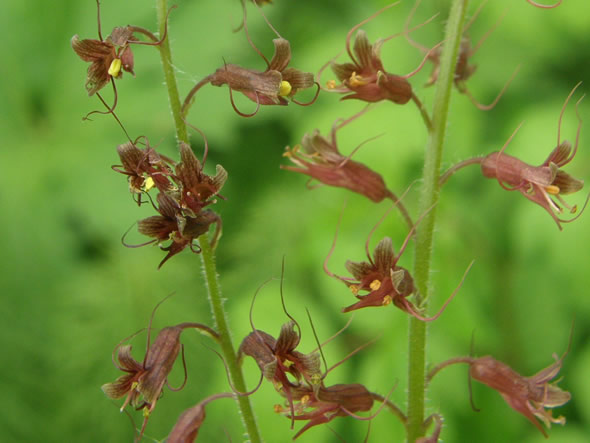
[406,1,470,442]
[156,1,262,442]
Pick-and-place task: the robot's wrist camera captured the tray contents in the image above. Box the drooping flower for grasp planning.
[282,126,393,203]
[167,393,234,443]
[209,38,317,115]
[239,322,322,408]
[102,325,186,440]
[112,141,176,201]
[328,28,413,104]
[72,26,136,96]
[469,354,570,437]
[340,237,418,314]
[481,141,584,230]
[175,142,227,217]
[275,383,374,440]
[134,192,221,269]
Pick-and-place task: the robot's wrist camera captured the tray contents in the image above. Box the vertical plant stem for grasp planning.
[156,2,261,442]
[406,1,469,441]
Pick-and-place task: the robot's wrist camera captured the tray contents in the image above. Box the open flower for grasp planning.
[239,322,322,421]
[134,192,221,269]
[275,383,374,440]
[481,141,584,230]
[340,237,418,314]
[72,26,136,96]
[469,354,570,437]
[112,141,176,201]
[282,125,393,203]
[328,29,413,104]
[209,38,316,114]
[102,325,187,440]
[175,142,227,217]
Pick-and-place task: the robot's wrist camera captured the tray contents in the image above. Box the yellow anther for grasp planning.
[274,404,284,413]
[143,405,150,418]
[130,381,139,390]
[108,58,122,77]
[370,279,381,291]
[545,185,560,195]
[300,395,310,405]
[349,284,359,295]
[326,79,337,89]
[382,295,393,306]
[144,176,155,192]
[279,80,292,97]
[349,72,368,87]
[283,359,294,368]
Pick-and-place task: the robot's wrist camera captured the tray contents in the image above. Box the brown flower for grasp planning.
[134,192,221,269]
[480,84,586,229]
[112,141,176,202]
[210,38,317,114]
[167,393,233,443]
[72,26,136,96]
[102,325,186,439]
[282,122,393,203]
[175,142,227,217]
[470,354,570,437]
[275,383,374,440]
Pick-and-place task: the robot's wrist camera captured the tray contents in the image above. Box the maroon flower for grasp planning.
[112,141,176,202]
[239,322,322,421]
[282,117,393,202]
[480,84,586,229]
[470,354,570,437]
[275,383,374,440]
[167,393,233,443]
[102,325,187,440]
[134,192,221,269]
[175,142,227,217]
[209,38,317,115]
[72,26,136,96]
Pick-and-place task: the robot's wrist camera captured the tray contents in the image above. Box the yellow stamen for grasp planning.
[279,80,292,97]
[142,405,150,418]
[274,404,284,413]
[131,381,139,390]
[108,58,122,77]
[349,284,359,295]
[545,185,560,195]
[283,359,294,368]
[144,176,155,192]
[370,279,381,291]
[349,72,368,87]
[382,295,393,306]
[326,79,337,89]
[300,395,310,405]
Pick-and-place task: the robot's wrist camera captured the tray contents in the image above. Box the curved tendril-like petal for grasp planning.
[291,82,321,106]
[463,65,520,111]
[241,0,269,68]
[344,2,401,66]
[228,87,261,117]
[411,260,474,322]
[402,40,444,79]
[128,6,176,46]
[323,204,354,282]
[121,222,157,248]
[557,192,590,225]
[557,81,583,155]
[94,0,103,41]
[527,0,562,9]
[166,344,188,391]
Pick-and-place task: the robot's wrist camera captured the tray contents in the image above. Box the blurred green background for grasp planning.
[1,0,589,441]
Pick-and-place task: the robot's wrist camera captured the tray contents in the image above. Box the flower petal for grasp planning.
[268,38,292,73]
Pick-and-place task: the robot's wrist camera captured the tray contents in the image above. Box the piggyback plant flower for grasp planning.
[404,0,518,111]
[72,0,173,97]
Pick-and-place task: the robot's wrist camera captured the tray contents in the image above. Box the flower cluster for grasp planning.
[115,140,226,268]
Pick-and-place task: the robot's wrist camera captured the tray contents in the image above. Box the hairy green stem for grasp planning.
[156,1,261,441]
[406,1,469,441]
